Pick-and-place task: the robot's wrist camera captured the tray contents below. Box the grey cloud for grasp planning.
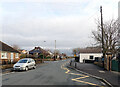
[1,0,118,53]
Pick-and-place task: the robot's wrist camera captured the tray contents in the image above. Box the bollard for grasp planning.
[70,61,72,66]
[75,62,77,68]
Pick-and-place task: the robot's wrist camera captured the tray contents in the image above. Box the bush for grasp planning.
[12,61,17,64]
[20,54,27,58]
[2,64,14,69]
[2,60,6,65]
[38,54,43,59]
[8,60,11,64]
[46,56,51,59]
[27,54,34,58]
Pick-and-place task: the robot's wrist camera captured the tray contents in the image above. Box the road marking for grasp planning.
[101,81,106,85]
[61,61,99,86]
[99,71,105,73]
[2,71,28,76]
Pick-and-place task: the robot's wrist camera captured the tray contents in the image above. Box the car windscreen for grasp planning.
[18,60,28,63]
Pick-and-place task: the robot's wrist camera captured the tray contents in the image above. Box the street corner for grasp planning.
[61,62,108,86]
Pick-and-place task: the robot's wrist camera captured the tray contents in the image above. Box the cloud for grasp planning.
[1,0,119,52]
[1,0,92,3]
[2,15,94,48]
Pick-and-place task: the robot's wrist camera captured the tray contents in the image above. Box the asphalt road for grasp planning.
[2,59,106,86]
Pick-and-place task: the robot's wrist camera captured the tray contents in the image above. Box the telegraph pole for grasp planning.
[54,40,56,60]
[43,41,46,62]
[100,6,105,68]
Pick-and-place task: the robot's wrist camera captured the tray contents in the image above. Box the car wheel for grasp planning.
[25,67,28,71]
[33,65,36,69]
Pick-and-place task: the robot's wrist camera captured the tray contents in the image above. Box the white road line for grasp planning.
[101,81,106,85]
[99,71,105,73]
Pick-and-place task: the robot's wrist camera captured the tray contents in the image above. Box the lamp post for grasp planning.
[54,40,56,61]
[43,41,46,62]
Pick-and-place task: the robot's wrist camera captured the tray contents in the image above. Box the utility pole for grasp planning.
[43,41,46,62]
[100,6,105,68]
[55,40,56,60]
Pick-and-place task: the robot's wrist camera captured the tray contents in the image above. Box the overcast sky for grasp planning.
[0,0,119,53]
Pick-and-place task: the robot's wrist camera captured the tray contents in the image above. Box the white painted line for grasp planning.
[99,71,105,73]
[101,81,106,85]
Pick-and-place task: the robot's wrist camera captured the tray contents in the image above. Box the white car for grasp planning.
[13,58,36,71]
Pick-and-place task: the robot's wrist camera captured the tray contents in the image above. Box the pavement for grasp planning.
[2,59,108,86]
[70,61,120,87]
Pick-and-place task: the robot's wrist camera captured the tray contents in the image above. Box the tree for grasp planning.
[12,44,20,50]
[54,50,60,55]
[92,19,120,56]
[72,48,81,56]
[20,54,27,58]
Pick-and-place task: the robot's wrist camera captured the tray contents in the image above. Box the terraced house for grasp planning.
[0,41,20,64]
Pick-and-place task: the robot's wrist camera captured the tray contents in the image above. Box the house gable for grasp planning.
[0,41,20,53]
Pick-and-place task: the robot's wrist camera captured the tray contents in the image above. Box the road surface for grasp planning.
[2,59,106,86]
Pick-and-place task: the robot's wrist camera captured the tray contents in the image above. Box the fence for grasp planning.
[0,59,19,65]
[112,60,120,72]
[0,58,44,69]
[34,59,43,64]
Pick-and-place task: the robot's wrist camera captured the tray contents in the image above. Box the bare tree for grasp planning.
[92,19,120,55]
[12,44,20,50]
[72,48,81,56]
[54,50,60,55]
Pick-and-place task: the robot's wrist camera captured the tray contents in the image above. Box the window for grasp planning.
[31,59,34,62]
[89,56,93,59]
[15,53,19,58]
[28,59,31,63]
[1,52,7,59]
[18,59,27,63]
[95,57,99,62]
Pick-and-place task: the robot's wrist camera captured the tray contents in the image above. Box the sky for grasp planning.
[119,1,120,18]
[0,0,119,54]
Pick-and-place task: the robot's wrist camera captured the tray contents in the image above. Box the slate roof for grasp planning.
[29,47,50,55]
[0,41,20,53]
[79,48,102,53]
[29,47,43,54]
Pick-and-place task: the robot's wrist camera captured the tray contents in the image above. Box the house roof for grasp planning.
[29,47,44,54]
[0,41,20,53]
[79,48,102,53]
[29,47,50,55]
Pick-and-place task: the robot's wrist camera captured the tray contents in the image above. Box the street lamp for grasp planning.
[43,41,46,62]
[54,40,56,61]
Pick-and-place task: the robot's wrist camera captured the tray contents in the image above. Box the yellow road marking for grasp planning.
[61,61,99,86]
[72,79,97,85]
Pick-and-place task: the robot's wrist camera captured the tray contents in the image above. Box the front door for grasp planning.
[11,53,14,62]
